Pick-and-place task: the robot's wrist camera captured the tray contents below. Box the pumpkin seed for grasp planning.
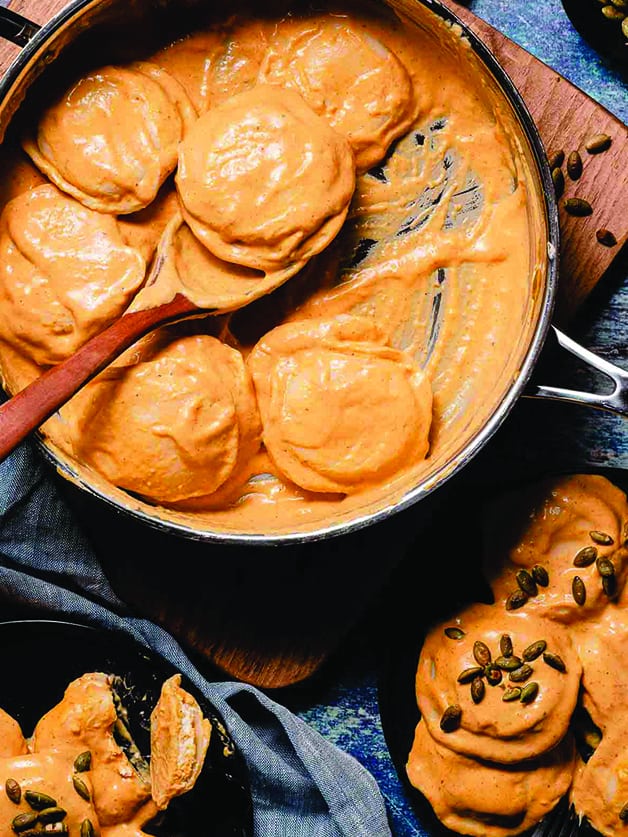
[24,790,56,811]
[596,556,615,577]
[11,812,38,832]
[574,546,597,567]
[516,569,538,597]
[72,776,91,802]
[564,198,593,217]
[567,151,583,180]
[543,652,567,673]
[495,655,523,671]
[548,150,565,169]
[601,5,625,19]
[473,640,491,667]
[603,575,618,598]
[611,0,628,8]
[37,807,67,824]
[502,687,522,702]
[81,821,95,837]
[500,634,513,657]
[5,778,20,805]
[520,682,540,704]
[485,666,503,686]
[623,16,628,36]
[585,133,612,153]
[572,576,587,606]
[444,627,465,640]
[458,666,484,684]
[552,167,564,197]
[523,640,547,662]
[509,664,533,683]
[440,705,462,733]
[471,677,485,704]
[590,530,614,545]
[585,728,602,750]
[74,751,92,773]
[532,565,549,587]
[506,589,528,611]
[619,802,628,823]
[596,229,618,247]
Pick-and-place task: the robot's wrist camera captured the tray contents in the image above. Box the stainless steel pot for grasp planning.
[0,0,625,546]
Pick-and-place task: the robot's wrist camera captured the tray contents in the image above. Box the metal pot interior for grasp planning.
[0,0,557,544]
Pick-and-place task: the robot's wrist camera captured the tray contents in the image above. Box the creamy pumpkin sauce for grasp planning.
[0,0,546,536]
[408,474,628,835]
[0,671,210,836]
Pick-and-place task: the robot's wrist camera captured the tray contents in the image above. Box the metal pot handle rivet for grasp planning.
[526,325,628,416]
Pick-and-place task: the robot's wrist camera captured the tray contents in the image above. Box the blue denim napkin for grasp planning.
[0,442,392,837]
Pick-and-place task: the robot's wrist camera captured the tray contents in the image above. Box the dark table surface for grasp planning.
[277,2,628,834]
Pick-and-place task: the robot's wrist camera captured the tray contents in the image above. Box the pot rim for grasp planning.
[0,0,560,547]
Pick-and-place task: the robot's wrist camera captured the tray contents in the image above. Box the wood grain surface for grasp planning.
[0,0,626,688]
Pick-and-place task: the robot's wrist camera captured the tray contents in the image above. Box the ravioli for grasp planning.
[23,62,196,214]
[63,333,262,506]
[247,314,432,495]
[415,602,581,764]
[407,720,575,837]
[258,16,418,171]
[482,474,628,624]
[176,85,355,272]
[0,184,146,366]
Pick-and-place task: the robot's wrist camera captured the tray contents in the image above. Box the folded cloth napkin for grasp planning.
[0,442,392,837]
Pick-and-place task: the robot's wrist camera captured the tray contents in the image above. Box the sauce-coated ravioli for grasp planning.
[407,721,575,837]
[23,62,196,214]
[64,334,262,506]
[176,85,355,272]
[415,602,581,764]
[247,315,432,495]
[0,184,145,366]
[482,474,628,624]
[258,16,418,171]
[27,671,211,834]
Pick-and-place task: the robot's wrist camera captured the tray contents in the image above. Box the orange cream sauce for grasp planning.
[0,672,210,837]
[408,474,628,835]
[0,0,544,536]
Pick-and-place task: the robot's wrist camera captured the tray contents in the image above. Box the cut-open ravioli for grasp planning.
[150,675,211,810]
[31,672,152,828]
[23,62,196,214]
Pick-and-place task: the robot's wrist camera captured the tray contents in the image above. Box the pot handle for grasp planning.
[0,7,40,47]
[525,325,628,416]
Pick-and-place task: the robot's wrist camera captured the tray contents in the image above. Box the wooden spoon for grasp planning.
[0,292,203,462]
[0,212,305,462]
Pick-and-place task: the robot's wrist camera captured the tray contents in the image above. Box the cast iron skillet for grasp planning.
[0,619,253,837]
[378,465,628,837]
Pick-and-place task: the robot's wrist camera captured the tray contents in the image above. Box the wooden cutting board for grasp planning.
[1,0,627,689]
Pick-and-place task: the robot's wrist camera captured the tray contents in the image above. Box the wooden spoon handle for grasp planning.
[0,293,199,462]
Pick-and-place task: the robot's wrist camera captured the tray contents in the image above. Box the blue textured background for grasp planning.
[285,2,628,835]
